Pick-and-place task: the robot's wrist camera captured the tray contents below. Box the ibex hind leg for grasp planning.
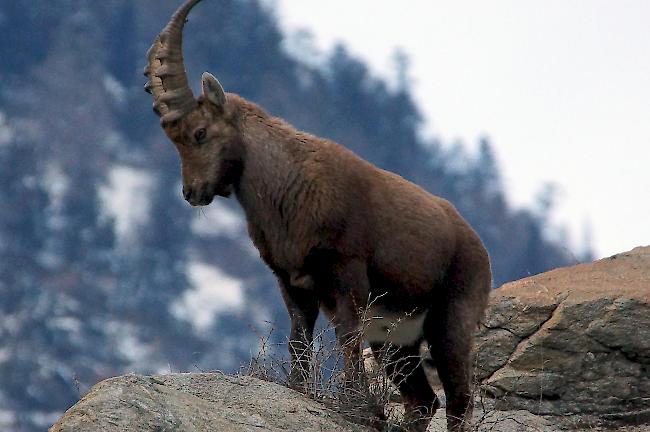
[370,343,440,432]
[424,298,479,432]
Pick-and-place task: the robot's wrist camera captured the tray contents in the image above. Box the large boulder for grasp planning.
[476,246,650,425]
[49,373,370,432]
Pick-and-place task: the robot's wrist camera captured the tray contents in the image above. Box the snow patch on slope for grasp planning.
[100,165,154,243]
[172,262,244,332]
[0,410,14,432]
[105,320,155,367]
[191,201,245,237]
[103,75,126,105]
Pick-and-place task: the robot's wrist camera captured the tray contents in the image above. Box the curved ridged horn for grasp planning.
[144,0,204,125]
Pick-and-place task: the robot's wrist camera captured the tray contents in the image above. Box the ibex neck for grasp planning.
[233,100,313,232]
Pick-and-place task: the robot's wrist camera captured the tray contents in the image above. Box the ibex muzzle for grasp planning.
[144,1,492,431]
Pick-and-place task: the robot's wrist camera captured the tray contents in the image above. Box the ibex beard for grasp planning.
[144,1,492,431]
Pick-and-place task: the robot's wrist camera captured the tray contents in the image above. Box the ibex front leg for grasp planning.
[324,260,369,384]
[333,296,366,389]
[280,280,319,392]
[328,259,384,423]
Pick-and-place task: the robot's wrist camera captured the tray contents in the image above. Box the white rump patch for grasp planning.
[363,306,428,346]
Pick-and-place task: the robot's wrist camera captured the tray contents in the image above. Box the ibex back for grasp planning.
[144,1,491,431]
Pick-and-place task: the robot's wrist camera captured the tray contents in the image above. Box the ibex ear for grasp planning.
[201,72,227,108]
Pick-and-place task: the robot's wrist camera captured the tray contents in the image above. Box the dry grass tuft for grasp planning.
[245,303,559,432]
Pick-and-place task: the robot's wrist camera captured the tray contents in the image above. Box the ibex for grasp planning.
[144,1,491,430]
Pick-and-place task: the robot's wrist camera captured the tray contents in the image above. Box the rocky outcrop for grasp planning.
[49,373,369,432]
[51,247,649,431]
[476,246,650,425]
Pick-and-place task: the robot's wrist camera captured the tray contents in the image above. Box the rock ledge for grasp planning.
[50,373,368,432]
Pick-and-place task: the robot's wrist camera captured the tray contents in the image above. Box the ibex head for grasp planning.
[144,0,241,206]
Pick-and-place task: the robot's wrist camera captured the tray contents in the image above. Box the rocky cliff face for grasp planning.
[50,247,649,431]
[476,246,649,425]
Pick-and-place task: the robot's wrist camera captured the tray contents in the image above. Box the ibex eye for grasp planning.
[194,128,207,143]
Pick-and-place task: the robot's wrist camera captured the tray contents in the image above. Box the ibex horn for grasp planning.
[144,0,204,125]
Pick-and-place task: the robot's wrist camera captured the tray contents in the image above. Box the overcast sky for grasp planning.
[274,0,650,258]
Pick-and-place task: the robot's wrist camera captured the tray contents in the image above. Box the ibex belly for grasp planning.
[363,305,427,346]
